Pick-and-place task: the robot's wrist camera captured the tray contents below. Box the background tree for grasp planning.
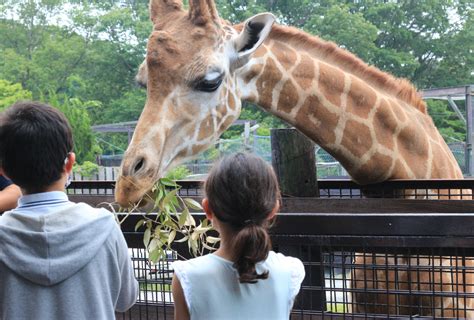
[0,0,472,162]
[0,80,32,111]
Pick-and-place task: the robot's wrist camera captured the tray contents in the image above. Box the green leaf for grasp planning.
[143,227,151,249]
[134,219,145,231]
[183,198,202,211]
[186,213,196,227]
[168,230,176,245]
[178,208,189,228]
[160,178,178,187]
[175,235,189,243]
[206,236,221,244]
[149,248,161,264]
[149,238,159,252]
[202,242,218,251]
[162,189,179,208]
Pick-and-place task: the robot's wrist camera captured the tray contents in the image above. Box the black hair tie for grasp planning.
[243,219,255,226]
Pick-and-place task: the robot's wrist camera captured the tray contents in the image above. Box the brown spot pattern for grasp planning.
[295,95,337,145]
[277,80,298,114]
[272,42,297,66]
[373,107,398,151]
[398,124,429,178]
[256,58,282,106]
[391,159,409,179]
[356,152,393,183]
[198,118,213,140]
[346,77,377,119]
[390,99,407,123]
[252,46,267,58]
[244,64,262,84]
[292,54,314,91]
[340,120,372,159]
[218,116,234,133]
[318,62,345,107]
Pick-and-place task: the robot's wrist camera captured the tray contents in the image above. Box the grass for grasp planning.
[139,282,171,292]
[327,303,349,313]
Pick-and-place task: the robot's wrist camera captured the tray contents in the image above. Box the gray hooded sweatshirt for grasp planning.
[0,198,138,320]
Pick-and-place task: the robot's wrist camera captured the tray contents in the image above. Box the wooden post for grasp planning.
[271,128,318,197]
[271,128,323,311]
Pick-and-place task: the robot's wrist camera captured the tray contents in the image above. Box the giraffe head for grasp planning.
[115,0,274,207]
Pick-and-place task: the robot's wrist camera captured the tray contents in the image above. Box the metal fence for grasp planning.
[68,179,474,200]
[68,179,474,319]
[94,140,469,179]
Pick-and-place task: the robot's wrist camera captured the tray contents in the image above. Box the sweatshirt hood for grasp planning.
[0,203,116,286]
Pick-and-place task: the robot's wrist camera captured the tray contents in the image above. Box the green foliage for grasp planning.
[304,4,379,63]
[131,179,218,263]
[0,79,32,110]
[73,161,99,178]
[0,0,472,152]
[46,92,102,163]
[426,99,466,143]
[165,166,192,181]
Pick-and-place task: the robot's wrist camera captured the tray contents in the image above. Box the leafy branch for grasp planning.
[132,178,219,264]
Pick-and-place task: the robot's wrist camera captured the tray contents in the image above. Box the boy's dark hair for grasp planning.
[204,152,280,284]
[0,101,73,192]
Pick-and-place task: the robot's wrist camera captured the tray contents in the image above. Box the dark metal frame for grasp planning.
[70,179,474,319]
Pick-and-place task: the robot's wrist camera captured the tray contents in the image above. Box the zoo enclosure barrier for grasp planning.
[67,179,474,319]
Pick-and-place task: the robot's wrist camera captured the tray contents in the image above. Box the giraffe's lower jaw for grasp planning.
[115,175,155,208]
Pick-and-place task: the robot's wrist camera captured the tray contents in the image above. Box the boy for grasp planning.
[0,101,138,319]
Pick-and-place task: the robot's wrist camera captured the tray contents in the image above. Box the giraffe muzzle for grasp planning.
[115,154,159,208]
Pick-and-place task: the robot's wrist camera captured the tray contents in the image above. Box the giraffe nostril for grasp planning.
[132,157,145,175]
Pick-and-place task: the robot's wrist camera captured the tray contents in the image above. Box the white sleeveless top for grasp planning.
[172,251,305,320]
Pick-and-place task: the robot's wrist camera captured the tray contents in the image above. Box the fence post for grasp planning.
[271,128,318,197]
[271,128,323,312]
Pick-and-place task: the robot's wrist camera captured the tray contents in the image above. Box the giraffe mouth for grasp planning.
[115,175,156,208]
[115,155,164,208]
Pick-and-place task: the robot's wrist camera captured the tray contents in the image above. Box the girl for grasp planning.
[172,153,305,320]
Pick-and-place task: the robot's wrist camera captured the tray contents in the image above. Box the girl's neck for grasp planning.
[213,234,235,262]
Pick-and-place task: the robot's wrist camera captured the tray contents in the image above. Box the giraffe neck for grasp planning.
[237,25,463,182]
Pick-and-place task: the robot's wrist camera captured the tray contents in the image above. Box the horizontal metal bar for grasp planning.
[422,86,472,98]
[68,179,474,191]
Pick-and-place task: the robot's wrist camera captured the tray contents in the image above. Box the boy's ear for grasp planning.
[64,152,76,173]
[202,198,213,221]
[232,13,275,63]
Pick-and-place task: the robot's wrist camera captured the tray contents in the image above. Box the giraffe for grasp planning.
[115,0,472,317]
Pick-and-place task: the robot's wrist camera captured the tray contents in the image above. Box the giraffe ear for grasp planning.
[233,13,275,58]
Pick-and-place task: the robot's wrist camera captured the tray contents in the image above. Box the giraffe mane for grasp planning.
[250,24,427,114]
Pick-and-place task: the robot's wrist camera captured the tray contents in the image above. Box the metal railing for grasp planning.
[68,179,474,319]
[68,179,474,199]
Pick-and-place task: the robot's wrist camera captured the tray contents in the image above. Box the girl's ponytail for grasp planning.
[205,153,280,284]
[233,223,272,283]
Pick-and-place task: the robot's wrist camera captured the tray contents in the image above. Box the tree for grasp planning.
[426,99,466,143]
[46,92,102,163]
[0,79,32,111]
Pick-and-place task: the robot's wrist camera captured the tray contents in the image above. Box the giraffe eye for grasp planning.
[194,73,224,92]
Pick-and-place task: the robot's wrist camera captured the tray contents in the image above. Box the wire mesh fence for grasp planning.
[67,179,474,200]
[287,244,474,319]
[91,140,469,179]
[116,248,175,320]
[70,179,474,319]
[114,206,474,320]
